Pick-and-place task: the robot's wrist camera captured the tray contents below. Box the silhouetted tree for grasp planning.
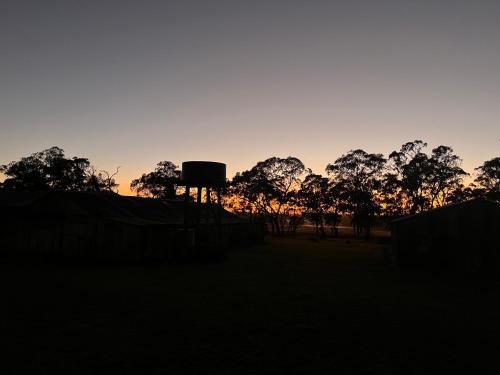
[230,156,305,234]
[379,171,404,220]
[323,180,344,237]
[384,141,468,214]
[474,157,500,202]
[130,161,181,199]
[427,146,468,207]
[86,167,120,192]
[326,149,386,239]
[446,183,481,204]
[385,140,430,215]
[0,147,118,192]
[226,171,264,219]
[299,172,330,235]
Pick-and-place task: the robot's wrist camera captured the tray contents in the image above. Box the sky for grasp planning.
[1,0,499,194]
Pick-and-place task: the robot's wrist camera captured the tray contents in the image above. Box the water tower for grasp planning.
[181,161,226,235]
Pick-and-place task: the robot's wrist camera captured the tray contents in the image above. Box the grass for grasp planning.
[2,230,500,374]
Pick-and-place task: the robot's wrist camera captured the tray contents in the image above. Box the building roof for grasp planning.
[391,198,500,225]
[0,190,246,226]
[0,191,49,207]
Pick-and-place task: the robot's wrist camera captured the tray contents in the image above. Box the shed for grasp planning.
[391,199,500,271]
[0,191,263,261]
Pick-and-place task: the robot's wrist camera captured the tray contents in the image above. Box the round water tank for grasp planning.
[181,161,226,187]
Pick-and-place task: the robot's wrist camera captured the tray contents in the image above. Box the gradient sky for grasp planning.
[1,0,499,194]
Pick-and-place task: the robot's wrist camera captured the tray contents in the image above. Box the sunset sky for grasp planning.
[1,0,499,194]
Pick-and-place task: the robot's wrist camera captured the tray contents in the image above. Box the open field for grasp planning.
[2,231,500,374]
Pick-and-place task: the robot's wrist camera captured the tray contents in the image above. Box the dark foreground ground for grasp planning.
[2,230,500,374]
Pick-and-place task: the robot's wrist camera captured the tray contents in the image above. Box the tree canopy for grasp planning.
[298,172,330,235]
[474,157,500,201]
[0,147,118,192]
[382,141,469,216]
[130,161,181,199]
[229,156,305,234]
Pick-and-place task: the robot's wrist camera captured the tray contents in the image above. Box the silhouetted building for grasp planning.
[391,199,500,271]
[0,191,263,261]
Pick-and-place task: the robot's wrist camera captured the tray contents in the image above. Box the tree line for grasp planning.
[1,141,498,237]
[0,147,119,193]
[127,140,499,236]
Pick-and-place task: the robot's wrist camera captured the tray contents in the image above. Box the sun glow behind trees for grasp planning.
[1,141,498,237]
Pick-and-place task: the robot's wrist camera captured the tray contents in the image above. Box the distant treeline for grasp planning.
[1,141,498,236]
[0,147,119,193]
